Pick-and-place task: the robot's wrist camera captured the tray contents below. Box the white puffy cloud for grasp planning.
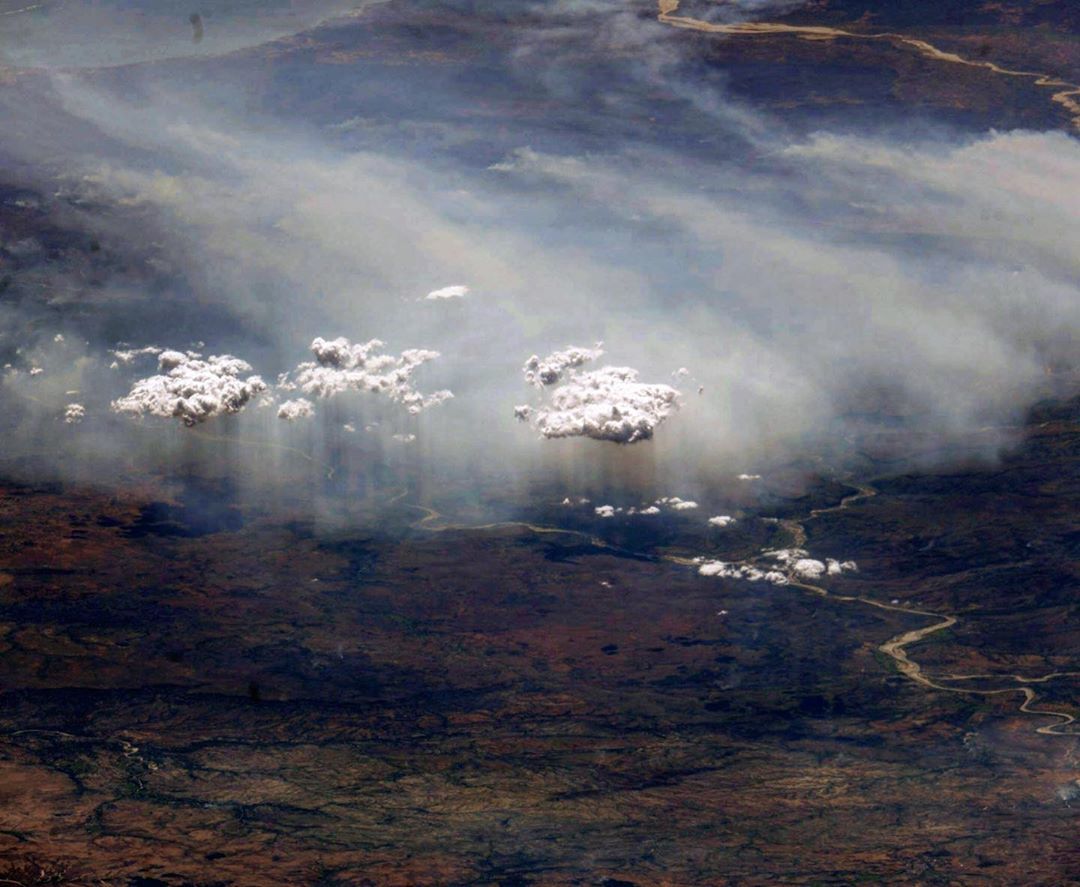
[425,284,470,300]
[708,515,736,527]
[766,548,858,580]
[585,499,694,517]
[697,546,857,586]
[280,337,453,415]
[112,350,267,426]
[522,343,605,388]
[792,558,826,580]
[517,364,680,444]
[697,560,786,585]
[277,398,315,421]
[827,558,858,575]
[654,496,699,512]
[63,403,85,424]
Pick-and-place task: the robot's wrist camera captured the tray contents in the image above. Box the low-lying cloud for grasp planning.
[517,365,681,444]
[280,337,453,415]
[112,350,267,426]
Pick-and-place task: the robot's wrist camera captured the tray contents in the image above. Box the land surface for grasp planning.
[656,0,1080,131]
[0,395,1077,885]
[1,1,1079,884]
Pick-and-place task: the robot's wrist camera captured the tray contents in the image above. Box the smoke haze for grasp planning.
[1,0,1077,509]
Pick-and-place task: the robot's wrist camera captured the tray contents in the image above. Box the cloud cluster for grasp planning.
[112,350,267,426]
[659,496,698,510]
[766,549,857,580]
[280,337,453,415]
[697,560,788,585]
[517,364,681,444]
[698,546,857,585]
[63,403,85,425]
[588,496,699,518]
[522,344,606,388]
[708,515,736,527]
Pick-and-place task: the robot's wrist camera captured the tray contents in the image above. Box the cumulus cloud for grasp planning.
[697,545,857,586]
[578,497,699,517]
[827,557,857,575]
[112,350,267,426]
[647,496,701,512]
[277,398,315,421]
[766,548,858,580]
[708,515,736,527]
[517,364,680,444]
[522,344,605,388]
[425,284,470,300]
[63,403,85,424]
[697,559,786,585]
[279,337,453,415]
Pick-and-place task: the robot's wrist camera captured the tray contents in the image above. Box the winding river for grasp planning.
[408,481,1078,737]
[656,0,1080,131]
